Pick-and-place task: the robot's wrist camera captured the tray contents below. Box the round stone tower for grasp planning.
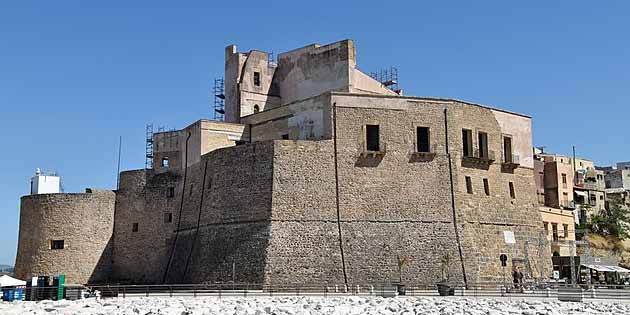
[14,189,115,284]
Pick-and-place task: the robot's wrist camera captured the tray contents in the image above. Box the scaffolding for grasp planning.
[369,66,401,94]
[145,124,154,169]
[213,78,225,121]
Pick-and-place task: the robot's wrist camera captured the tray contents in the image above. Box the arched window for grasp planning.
[253,104,260,113]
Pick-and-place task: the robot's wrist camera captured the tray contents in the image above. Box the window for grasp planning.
[164,212,172,224]
[562,192,569,207]
[189,184,194,196]
[162,157,169,168]
[253,72,261,86]
[478,132,488,159]
[599,195,604,200]
[462,129,473,157]
[552,223,558,241]
[365,125,380,152]
[509,182,515,199]
[50,240,64,250]
[503,136,513,163]
[543,222,549,236]
[416,127,430,153]
[561,173,567,187]
[483,178,490,196]
[253,104,260,113]
[465,176,473,194]
[132,223,139,232]
[563,224,569,238]
[281,134,289,140]
[167,186,175,198]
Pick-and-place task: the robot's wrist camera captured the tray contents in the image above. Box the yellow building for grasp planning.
[539,206,576,256]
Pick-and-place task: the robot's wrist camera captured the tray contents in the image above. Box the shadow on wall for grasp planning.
[354,155,384,168]
[87,235,113,285]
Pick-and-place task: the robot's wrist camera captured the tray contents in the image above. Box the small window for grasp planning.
[552,223,558,241]
[561,174,567,185]
[50,240,64,250]
[478,132,488,158]
[189,184,194,196]
[543,222,549,235]
[503,136,513,163]
[167,186,175,198]
[465,176,473,194]
[599,195,603,200]
[509,182,516,199]
[416,127,430,153]
[132,223,139,232]
[365,125,380,152]
[253,104,260,113]
[563,224,569,238]
[162,157,169,168]
[253,72,261,86]
[281,134,289,140]
[462,129,473,157]
[483,178,490,196]
[164,212,172,224]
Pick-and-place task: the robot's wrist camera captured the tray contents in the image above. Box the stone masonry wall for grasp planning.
[162,142,274,284]
[15,190,115,284]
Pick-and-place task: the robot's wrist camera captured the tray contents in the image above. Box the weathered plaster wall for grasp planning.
[274,40,354,106]
[491,110,534,168]
[241,94,332,142]
[15,190,115,284]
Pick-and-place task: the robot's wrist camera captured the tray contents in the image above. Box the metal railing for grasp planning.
[74,282,630,301]
[501,154,520,165]
[464,148,496,161]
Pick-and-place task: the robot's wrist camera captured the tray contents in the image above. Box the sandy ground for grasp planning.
[1,296,630,315]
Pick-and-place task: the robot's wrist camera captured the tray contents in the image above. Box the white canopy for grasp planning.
[0,275,26,287]
[582,264,630,273]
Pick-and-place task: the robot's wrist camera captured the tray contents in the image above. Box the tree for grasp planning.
[589,201,630,240]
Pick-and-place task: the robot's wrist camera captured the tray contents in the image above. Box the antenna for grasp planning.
[116,136,122,190]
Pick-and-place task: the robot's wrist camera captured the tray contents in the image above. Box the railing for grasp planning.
[501,154,520,165]
[80,282,630,300]
[463,148,495,161]
[9,282,630,301]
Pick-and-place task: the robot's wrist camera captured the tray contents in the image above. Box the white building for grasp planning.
[30,168,60,195]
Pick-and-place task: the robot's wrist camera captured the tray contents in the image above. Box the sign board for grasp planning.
[499,254,508,267]
[503,231,516,244]
[553,270,560,279]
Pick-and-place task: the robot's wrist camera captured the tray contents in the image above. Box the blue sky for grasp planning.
[1,1,629,265]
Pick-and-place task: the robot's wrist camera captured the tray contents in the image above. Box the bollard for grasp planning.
[335,285,338,293]
[500,286,506,297]
[545,287,551,298]
[344,285,348,293]
[356,285,360,294]
[590,287,596,299]
[370,285,374,295]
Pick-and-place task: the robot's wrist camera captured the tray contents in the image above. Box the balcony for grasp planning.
[501,154,520,172]
[410,144,438,162]
[360,141,387,158]
[462,148,495,169]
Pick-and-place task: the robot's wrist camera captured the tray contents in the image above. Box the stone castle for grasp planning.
[15,39,551,286]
